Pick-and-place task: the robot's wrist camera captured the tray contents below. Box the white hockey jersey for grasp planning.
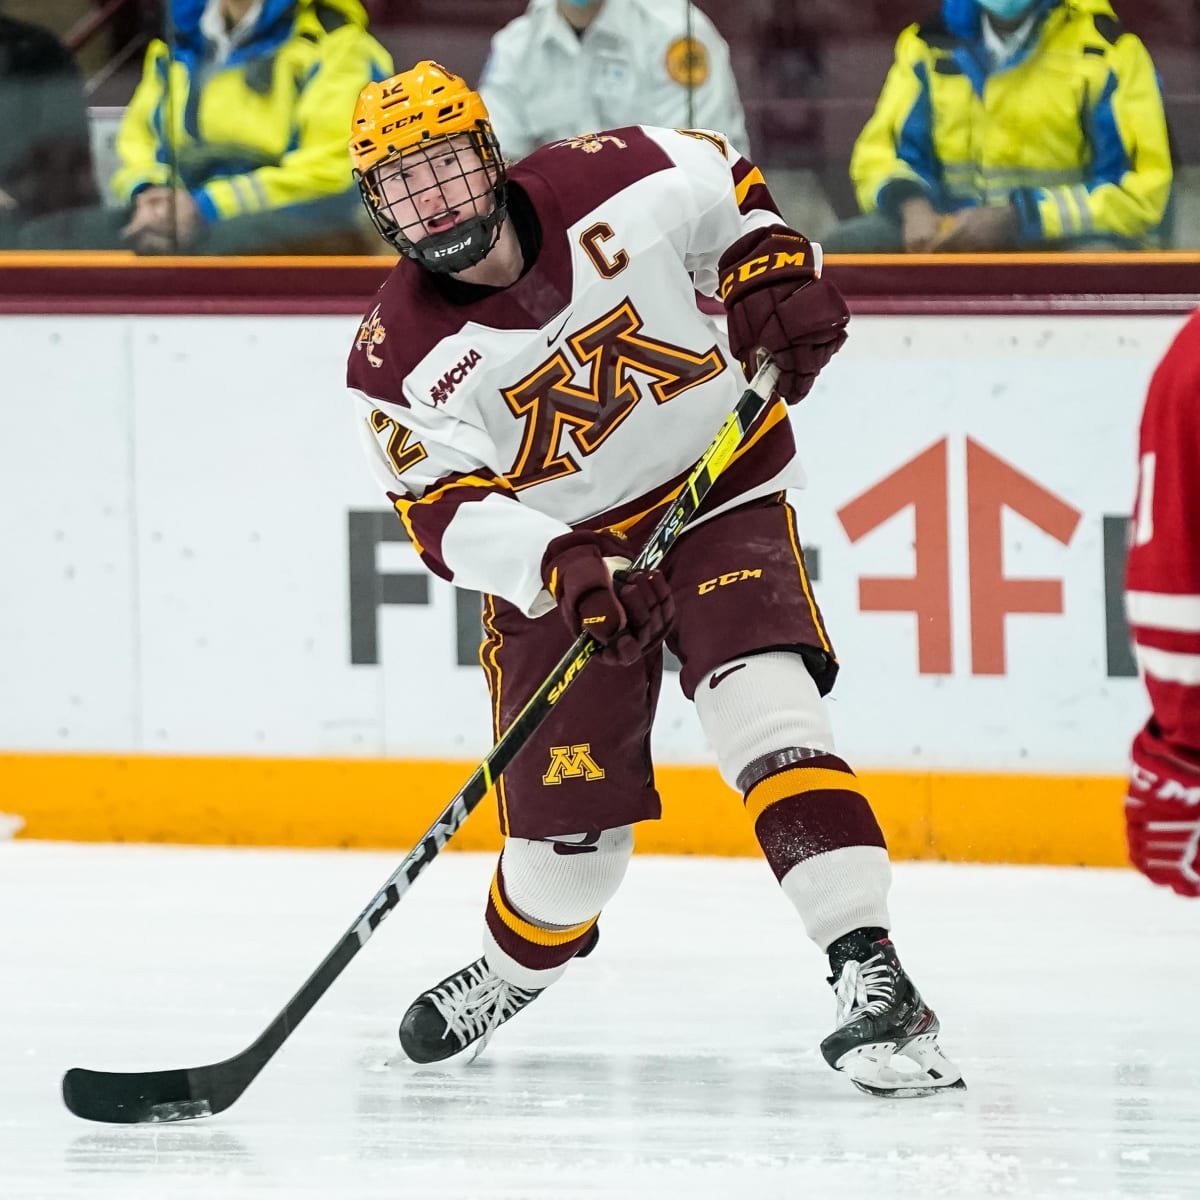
[346,125,803,617]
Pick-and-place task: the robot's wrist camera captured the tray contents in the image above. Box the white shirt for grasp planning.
[981,10,1041,70]
[479,0,749,162]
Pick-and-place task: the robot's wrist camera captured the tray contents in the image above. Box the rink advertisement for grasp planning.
[0,311,1188,859]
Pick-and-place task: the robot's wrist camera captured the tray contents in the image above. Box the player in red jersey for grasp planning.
[1125,309,1200,898]
[345,61,963,1095]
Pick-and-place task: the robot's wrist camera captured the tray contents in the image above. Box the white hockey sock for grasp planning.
[483,826,633,990]
[694,650,892,951]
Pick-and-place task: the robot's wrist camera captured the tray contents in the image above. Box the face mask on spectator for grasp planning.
[976,0,1039,20]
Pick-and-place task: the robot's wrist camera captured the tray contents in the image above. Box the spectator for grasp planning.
[478,0,749,161]
[113,0,393,255]
[0,13,99,249]
[822,0,1174,253]
[1124,307,1200,899]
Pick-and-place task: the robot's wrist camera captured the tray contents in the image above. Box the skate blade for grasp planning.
[835,1032,966,1098]
[851,1074,968,1099]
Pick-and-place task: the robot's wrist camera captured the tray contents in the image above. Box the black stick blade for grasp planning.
[62,1067,213,1124]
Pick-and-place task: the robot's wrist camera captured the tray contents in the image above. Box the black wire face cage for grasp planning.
[357,126,508,274]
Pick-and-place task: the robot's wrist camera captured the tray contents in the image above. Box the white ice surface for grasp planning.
[3,842,1198,1200]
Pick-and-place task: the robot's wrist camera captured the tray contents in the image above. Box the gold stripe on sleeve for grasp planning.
[734,167,766,207]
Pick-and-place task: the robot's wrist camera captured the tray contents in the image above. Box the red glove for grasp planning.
[541,531,675,667]
[1126,723,1200,898]
[718,224,850,404]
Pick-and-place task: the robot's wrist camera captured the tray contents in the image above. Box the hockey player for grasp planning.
[1125,308,1200,898]
[345,61,964,1096]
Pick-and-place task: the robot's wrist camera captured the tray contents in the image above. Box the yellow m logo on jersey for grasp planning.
[542,744,606,786]
[501,298,725,492]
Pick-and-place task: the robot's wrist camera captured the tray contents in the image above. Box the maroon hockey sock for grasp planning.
[742,753,887,881]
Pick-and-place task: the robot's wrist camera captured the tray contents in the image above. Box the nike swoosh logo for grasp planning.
[546,314,571,345]
[552,831,601,856]
[709,663,747,689]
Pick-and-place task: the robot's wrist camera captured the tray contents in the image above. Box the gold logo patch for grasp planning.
[665,37,709,87]
[553,133,628,155]
[543,744,606,786]
[355,303,387,368]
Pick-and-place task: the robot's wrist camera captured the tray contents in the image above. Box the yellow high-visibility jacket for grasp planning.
[113,0,392,225]
[850,0,1173,246]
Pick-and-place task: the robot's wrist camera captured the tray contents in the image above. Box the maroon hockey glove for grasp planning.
[719,224,850,404]
[541,531,675,667]
[1126,724,1200,898]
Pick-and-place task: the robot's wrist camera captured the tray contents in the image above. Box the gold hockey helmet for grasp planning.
[349,61,494,174]
[350,61,507,271]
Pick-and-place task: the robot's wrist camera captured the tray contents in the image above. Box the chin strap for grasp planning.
[410,209,506,274]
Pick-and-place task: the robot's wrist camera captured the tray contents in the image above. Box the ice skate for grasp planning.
[398,957,542,1064]
[820,937,965,1098]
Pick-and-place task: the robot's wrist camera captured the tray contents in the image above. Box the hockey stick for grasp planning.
[62,356,781,1124]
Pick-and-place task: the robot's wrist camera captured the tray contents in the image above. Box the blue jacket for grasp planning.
[850,0,1173,246]
[114,0,392,226]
